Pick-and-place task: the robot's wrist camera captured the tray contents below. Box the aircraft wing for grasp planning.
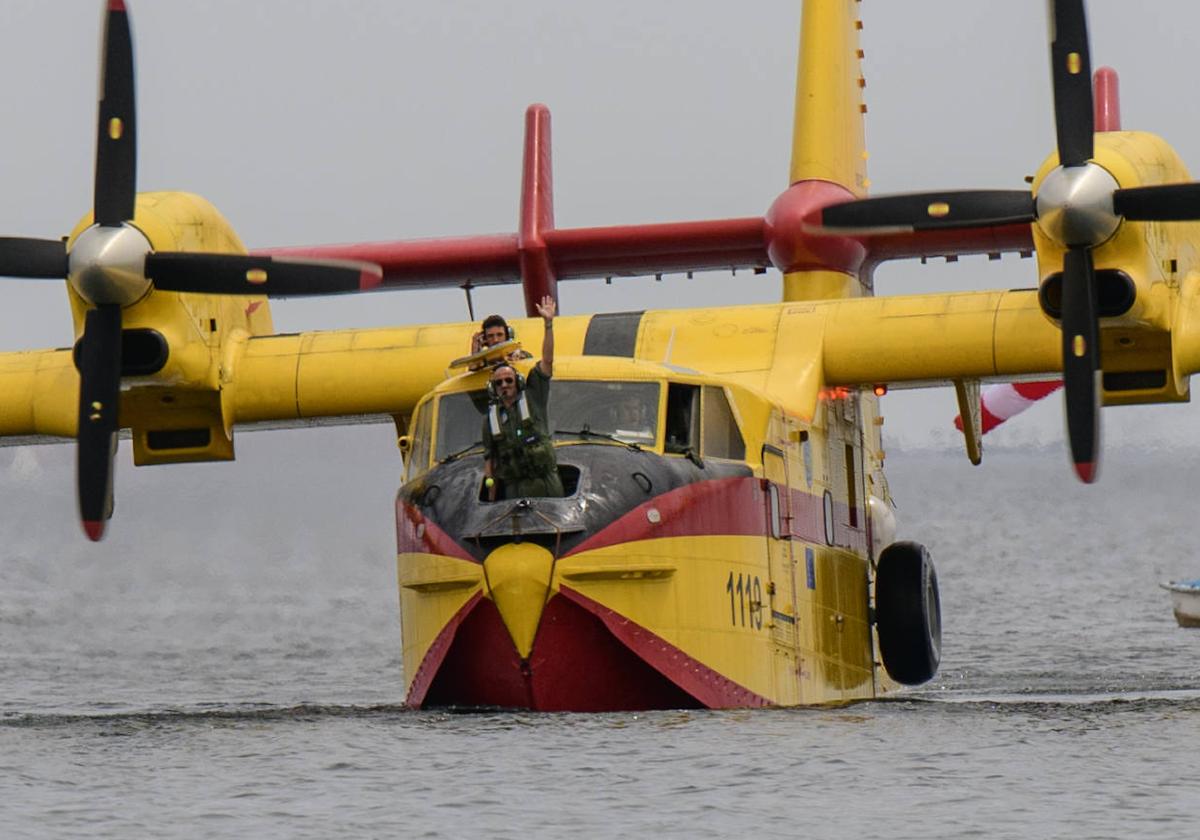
[0,348,78,445]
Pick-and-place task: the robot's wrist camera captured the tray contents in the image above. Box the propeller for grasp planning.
[0,1,381,540]
[76,304,123,540]
[809,0,1200,483]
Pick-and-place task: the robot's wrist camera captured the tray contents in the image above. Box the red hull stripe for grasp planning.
[398,476,867,562]
[564,476,767,557]
[563,475,868,558]
[395,501,477,562]
[559,587,771,708]
[405,591,484,707]
[785,487,869,555]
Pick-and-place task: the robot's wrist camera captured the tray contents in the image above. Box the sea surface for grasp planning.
[2,436,1199,839]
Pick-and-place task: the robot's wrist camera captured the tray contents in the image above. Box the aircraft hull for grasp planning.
[412,591,718,711]
[396,451,882,710]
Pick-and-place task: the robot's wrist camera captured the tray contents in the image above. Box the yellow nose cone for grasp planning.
[483,543,555,658]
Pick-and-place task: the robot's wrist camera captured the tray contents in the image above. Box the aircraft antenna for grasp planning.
[462,282,476,321]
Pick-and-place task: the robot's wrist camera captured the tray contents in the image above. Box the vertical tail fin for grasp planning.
[774,0,870,302]
[789,0,868,192]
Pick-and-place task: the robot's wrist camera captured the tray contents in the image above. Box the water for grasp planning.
[3,439,1199,838]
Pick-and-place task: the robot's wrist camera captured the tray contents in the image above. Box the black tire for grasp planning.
[875,541,941,686]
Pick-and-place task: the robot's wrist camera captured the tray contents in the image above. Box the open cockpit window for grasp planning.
[664,382,745,460]
[665,383,700,454]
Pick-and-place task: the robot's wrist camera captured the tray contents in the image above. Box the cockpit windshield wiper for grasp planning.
[439,441,484,464]
[553,428,643,452]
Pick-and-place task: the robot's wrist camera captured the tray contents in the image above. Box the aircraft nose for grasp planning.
[483,542,555,658]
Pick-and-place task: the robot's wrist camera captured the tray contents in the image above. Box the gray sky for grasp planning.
[1,1,1199,547]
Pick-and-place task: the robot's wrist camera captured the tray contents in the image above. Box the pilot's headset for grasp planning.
[486,369,525,402]
[481,315,516,344]
[487,367,531,435]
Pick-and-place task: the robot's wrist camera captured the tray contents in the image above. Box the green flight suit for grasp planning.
[483,366,563,499]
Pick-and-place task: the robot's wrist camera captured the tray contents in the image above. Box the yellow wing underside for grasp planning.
[11,266,1200,451]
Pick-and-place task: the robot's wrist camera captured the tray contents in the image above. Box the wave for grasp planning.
[0,702,417,728]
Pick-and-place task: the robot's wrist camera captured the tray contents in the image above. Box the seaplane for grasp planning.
[3,0,1200,710]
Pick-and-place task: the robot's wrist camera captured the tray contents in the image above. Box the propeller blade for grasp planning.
[818,190,1035,234]
[94,0,137,226]
[76,304,123,541]
[145,253,383,296]
[1049,0,1094,167]
[1113,183,1200,221]
[1059,247,1101,483]
[0,237,68,278]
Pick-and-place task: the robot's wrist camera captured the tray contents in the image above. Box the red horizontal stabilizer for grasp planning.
[258,217,771,289]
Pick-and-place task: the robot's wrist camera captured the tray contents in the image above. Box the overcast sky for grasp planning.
[1,1,1198,548]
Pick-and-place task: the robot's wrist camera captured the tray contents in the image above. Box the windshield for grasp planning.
[550,381,660,445]
[432,380,661,462]
[436,390,489,461]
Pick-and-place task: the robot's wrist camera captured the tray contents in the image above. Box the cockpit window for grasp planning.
[665,383,700,454]
[702,385,745,460]
[431,380,662,463]
[404,399,434,482]
[435,390,489,461]
[549,381,660,445]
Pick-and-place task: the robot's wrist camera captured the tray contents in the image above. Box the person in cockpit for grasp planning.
[468,313,533,371]
[610,394,655,443]
[481,296,563,501]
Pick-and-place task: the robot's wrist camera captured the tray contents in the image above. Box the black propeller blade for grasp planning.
[76,304,123,540]
[1112,183,1200,221]
[820,190,1035,233]
[0,237,68,278]
[94,0,137,227]
[1049,0,1094,167]
[146,253,383,296]
[1059,248,1100,483]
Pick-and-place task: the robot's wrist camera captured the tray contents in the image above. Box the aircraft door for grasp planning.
[763,444,801,703]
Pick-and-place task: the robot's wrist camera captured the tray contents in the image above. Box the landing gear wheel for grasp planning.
[875,541,941,686]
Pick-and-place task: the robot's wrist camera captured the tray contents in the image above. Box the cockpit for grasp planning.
[396,363,757,560]
[402,375,747,486]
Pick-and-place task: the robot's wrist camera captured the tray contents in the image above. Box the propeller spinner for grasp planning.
[812,0,1200,483]
[0,1,381,540]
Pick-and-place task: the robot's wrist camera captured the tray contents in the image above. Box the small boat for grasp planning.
[1159,580,1200,627]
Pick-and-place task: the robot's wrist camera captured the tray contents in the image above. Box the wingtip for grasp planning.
[82,520,106,541]
[108,0,127,12]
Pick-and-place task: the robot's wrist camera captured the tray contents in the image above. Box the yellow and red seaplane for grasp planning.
[3,0,1200,709]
